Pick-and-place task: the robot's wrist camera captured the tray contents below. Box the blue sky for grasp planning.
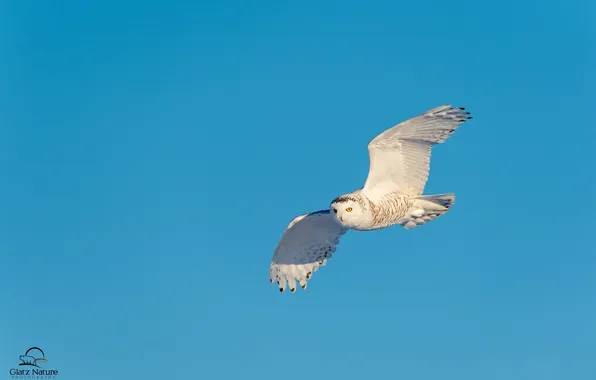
[1,1,594,379]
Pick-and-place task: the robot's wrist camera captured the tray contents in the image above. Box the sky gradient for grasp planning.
[1,1,595,379]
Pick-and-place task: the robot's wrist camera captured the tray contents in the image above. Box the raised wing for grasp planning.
[270,210,348,293]
[362,105,471,200]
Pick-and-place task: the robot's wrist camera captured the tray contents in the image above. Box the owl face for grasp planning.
[330,196,369,229]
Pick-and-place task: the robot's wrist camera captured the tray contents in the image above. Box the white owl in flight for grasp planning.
[270,105,472,293]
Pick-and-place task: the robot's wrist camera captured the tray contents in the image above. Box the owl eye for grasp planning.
[345,207,353,212]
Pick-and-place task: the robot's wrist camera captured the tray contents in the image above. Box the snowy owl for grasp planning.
[269,105,472,293]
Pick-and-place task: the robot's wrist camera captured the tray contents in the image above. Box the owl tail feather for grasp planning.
[399,193,455,230]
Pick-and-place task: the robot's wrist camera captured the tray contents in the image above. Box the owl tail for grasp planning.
[399,193,455,230]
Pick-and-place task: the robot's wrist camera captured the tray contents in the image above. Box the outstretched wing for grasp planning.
[362,105,471,200]
[270,210,348,293]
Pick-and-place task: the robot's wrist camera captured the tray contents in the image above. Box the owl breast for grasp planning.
[367,192,413,230]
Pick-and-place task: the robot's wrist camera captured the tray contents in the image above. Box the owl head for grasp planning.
[330,193,371,229]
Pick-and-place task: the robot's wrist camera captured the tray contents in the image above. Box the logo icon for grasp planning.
[18,347,48,368]
[9,347,59,379]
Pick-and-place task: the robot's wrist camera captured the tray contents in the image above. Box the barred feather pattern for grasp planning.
[269,210,347,293]
[369,192,413,229]
[363,105,471,199]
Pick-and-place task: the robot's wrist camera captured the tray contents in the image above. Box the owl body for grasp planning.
[330,190,413,231]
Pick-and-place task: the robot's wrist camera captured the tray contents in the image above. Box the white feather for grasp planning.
[362,105,471,200]
[269,210,347,293]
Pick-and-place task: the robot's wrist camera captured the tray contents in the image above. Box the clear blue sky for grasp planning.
[1,1,594,379]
